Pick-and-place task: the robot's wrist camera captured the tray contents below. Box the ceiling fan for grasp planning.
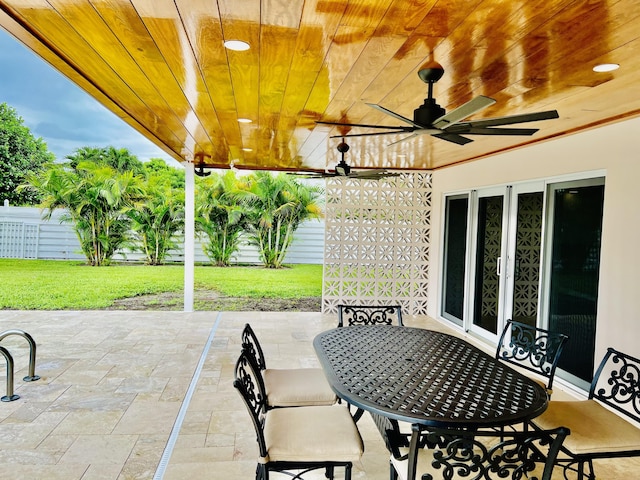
[294,140,401,180]
[317,61,559,146]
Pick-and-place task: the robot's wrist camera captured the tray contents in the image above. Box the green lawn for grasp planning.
[0,259,323,309]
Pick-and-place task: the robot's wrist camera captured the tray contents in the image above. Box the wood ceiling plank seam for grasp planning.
[173,0,243,162]
[299,31,443,166]
[301,0,395,126]
[218,0,261,166]
[257,25,298,167]
[297,7,395,170]
[165,0,235,162]
[480,2,640,116]
[429,0,608,115]
[259,0,316,165]
[288,0,350,170]
[132,5,226,158]
[392,0,540,113]
[257,0,304,165]
[313,0,451,138]
[351,0,577,131]
[88,0,209,156]
[316,0,395,103]
[0,9,185,162]
[48,0,203,155]
[0,1,188,157]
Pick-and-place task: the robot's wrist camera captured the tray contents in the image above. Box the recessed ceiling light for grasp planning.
[593,63,619,72]
[224,40,250,51]
[237,118,252,124]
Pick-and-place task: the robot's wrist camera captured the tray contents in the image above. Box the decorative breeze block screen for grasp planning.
[322,173,432,315]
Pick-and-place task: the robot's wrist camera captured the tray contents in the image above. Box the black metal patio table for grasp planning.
[313,325,548,429]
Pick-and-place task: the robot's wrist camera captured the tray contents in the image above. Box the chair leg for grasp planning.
[256,463,267,480]
[345,464,352,480]
[324,465,334,479]
[586,459,596,480]
[390,460,398,480]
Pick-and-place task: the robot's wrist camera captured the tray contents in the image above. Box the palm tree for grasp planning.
[238,172,323,268]
[196,171,248,266]
[128,178,184,265]
[27,161,146,265]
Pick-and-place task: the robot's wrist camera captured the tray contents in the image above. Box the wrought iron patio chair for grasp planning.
[530,347,640,479]
[496,319,569,397]
[337,304,403,327]
[233,351,364,480]
[241,323,336,409]
[370,412,569,480]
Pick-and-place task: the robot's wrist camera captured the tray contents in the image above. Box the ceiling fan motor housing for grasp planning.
[414,98,446,126]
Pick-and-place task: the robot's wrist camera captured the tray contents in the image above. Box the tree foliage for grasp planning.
[0,103,55,205]
[196,170,248,266]
[128,170,185,265]
[26,157,147,266]
[237,172,324,268]
[66,145,145,175]
[143,158,185,189]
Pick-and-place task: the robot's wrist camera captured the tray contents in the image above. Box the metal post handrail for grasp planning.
[0,329,40,382]
[0,346,19,401]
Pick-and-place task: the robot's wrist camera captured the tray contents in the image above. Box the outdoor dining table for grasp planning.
[313,325,548,429]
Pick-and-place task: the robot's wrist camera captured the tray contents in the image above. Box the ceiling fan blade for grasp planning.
[433,95,496,129]
[331,129,416,139]
[463,110,559,128]
[366,103,421,127]
[448,126,539,136]
[316,120,409,130]
[387,132,419,146]
[288,172,331,178]
[349,170,401,179]
[431,132,474,145]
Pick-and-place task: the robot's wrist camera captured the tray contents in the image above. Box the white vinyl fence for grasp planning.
[0,201,324,265]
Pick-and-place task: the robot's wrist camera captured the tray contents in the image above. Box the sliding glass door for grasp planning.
[543,179,604,390]
[440,176,604,390]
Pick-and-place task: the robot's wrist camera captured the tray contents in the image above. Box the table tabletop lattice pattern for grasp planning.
[315,326,547,427]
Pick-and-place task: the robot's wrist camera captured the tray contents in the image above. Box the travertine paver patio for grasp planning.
[0,310,637,479]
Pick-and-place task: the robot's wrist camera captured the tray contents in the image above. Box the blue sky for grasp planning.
[0,28,181,167]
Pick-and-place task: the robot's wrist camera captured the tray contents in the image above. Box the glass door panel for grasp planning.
[441,195,469,326]
[546,180,604,389]
[471,191,507,337]
[509,191,544,327]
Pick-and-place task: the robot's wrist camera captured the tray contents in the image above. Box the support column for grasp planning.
[184,161,195,312]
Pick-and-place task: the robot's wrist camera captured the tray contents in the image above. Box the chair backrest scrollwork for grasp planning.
[590,347,640,423]
[496,319,569,394]
[233,350,269,456]
[241,323,267,370]
[337,304,403,327]
[372,412,569,480]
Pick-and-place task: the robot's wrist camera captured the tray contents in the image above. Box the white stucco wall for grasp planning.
[430,115,640,363]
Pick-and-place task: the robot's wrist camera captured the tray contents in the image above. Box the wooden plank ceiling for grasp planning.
[1,0,639,173]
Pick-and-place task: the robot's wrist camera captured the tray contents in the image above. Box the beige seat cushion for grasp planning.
[263,405,364,463]
[264,368,336,407]
[532,399,640,454]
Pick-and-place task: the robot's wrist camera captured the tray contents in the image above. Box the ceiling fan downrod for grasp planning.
[415,61,446,126]
[335,140,351,176]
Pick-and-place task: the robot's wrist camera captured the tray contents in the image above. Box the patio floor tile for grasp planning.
[0,310,637,479]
